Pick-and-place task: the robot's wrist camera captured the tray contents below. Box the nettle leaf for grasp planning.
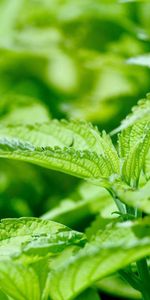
[145,150,150,179]
[42,183,115,227]
[0,119,118,156]
[118,120,150,158]
[111,93,150,134]
[48,218,150,300]
[97,131,120,175]
[112,94,150,186]
[120,122,150,185]
[0,138,109,180]
[112,180,150,214]
[0,127,119,179]
[0,122,72,148]
[0,260,41,300]
[117,100,150,185]
[0,217,86,258]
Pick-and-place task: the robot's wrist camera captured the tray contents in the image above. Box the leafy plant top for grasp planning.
[0,93,150,300]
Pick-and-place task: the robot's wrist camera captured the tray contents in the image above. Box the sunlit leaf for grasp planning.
[48,218,150,300]
[0,217,86,258]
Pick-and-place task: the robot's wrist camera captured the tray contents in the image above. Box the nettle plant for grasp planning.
[0,94,150,300]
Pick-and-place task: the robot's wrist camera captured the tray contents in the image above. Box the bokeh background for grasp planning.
[0,1,150,299]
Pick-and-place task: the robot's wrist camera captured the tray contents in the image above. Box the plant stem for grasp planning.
[119,269,142,291]
[136,258,150,300]
[112,185,150,300]
[114,197,126,214]
[126,205,135,217]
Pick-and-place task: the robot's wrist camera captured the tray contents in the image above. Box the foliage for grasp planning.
[0,1,150,300]
[0,94,150,299]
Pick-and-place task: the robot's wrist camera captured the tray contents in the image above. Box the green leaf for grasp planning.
[48,218,150,300]
[0,120,120,183]
[0,119,117,156]
[145,150,150,179]
[111,94,150,134]
[112,180,150,214]
[0,94,51,125]
[0,120,120,185]
[85,214,116,240]
[0,260,41,300]
[75,288,100,300]
[121,122,150,185]
[0,134,118,182]
[0,217,86,258]
[116,97,150,185]
[97,274,141,299]
[41,182,115,227]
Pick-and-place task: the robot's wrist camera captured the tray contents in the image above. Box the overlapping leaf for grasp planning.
[0,119,115,154]
[0,121,120,182]
[75,288,100,300]
[115,95,150,185]
[0,217,86,258]
[120,122,150,185]
[48,219,150,300]
[0,261,41,300]
[97,274,141,299]
[111,93,150,134]
[0,217,86,300]
[42,183,115,227]
[48,218,150,300]
[112,180,150,214]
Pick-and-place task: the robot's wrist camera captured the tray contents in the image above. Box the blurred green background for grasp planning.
[0,1,150,299]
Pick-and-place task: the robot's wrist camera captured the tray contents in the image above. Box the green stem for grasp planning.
[112,188,150,300]
[108,188,126,215]
[114,197,126,214]
[119,270,142,291]
[126,205,135,217]
[136,258,150,300]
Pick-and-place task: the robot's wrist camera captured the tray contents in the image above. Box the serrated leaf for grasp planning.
[121,122,150,185]
[118,120,150,158]
[48,218,150,300]
[98,131,120,175]
[0,217,86,258]
[0,136,116,181]
[111,94,150,134]
[116,98,150,185]
[0,119,118,157]
[0,120,120,182]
